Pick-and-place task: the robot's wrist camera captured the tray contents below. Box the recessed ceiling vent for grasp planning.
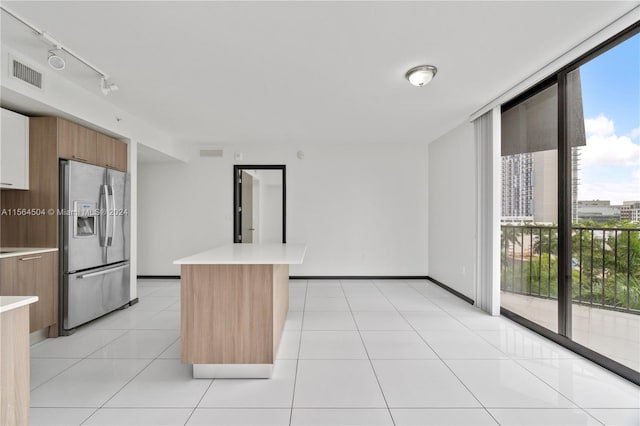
[11,56,43,89]
[199,149,223,158]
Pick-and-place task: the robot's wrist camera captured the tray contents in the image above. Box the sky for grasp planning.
[578,32,640,205]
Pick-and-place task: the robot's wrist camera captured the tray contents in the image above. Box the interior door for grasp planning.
[234,165,286,243]
[241,171,254,243]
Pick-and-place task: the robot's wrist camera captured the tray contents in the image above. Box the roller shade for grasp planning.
[501,71,586,156]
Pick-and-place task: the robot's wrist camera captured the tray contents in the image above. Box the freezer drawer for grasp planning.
[63,262,130,330]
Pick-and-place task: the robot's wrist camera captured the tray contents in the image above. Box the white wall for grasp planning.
[138,142,428,276]
[262,183,283,244]
[428,122,477,299]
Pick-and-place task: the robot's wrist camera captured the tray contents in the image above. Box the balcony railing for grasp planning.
[501,225,640,314]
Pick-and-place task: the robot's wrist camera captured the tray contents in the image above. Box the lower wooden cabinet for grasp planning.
[0,251,57,334]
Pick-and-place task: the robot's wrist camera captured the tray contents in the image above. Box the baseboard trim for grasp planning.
[290,276,429,280]
[137,275,180,279]
[425,276,475,305]
[138,275,431,280]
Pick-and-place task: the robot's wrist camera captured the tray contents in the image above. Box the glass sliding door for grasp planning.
[500,83,559,332]
[566,32,640,372]
[499,23,639,383]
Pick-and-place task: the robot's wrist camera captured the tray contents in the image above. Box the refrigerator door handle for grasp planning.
[108,184,116,246]
[100,184,110,247]
[77,263,129,279]
[105,184,114,246]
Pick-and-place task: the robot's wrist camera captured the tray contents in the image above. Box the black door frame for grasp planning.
[500,22,640,385]
[233,165,286,244]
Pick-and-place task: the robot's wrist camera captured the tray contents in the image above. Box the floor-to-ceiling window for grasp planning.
[566,31,640,373]
[500,82,559,333]
[500,23,639,384]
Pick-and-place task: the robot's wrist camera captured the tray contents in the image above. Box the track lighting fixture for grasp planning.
[47,50,66,70]
[100,77,119,96]
[1,6,120,97]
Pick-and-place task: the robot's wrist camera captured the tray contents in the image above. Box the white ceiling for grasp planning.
[1,1,637,147]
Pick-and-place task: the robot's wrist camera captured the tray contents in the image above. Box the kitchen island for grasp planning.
[1,296,38,425]
[174,243,306,378]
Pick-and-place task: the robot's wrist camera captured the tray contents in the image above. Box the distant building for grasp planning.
[501,148,579,223]
[501,153,534,222]
[620,201,640,223]
[577,200,621,222]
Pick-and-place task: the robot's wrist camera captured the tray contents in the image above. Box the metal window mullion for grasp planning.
[557,71,572,338]
[602,230,606,307]
[613,230,618,309]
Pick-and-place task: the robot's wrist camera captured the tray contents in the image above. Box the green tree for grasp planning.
[501,221,640,312]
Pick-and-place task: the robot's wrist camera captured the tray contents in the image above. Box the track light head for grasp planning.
[47,50,66,70]
[100,76,119,96]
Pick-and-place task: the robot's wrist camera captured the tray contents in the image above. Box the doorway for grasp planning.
[233,165,286,244]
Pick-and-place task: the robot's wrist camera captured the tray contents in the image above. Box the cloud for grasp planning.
[584,114,615,137]
[579,180,640,205]
[580,114,640,167]
[579,165,640,204]
[629,127,640,140]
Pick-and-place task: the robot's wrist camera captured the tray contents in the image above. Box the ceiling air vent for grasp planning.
[200,149,223,158]
[11,57,43,89]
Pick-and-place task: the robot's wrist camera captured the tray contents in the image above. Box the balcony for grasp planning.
[501,225,640,372]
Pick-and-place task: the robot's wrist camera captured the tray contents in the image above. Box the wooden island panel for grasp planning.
[0,305,30,426]
[272,264,289,357]
[181,263,289,365]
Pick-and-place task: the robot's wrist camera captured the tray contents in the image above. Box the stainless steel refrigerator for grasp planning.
[60,160,130,333]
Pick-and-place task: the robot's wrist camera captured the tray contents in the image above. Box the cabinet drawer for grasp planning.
[0,251,57,332]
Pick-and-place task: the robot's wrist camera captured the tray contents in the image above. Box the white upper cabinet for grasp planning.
[1,108,29,190]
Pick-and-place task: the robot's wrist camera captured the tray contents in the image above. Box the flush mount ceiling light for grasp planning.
[405,65,438,87]
[47,50,65,70]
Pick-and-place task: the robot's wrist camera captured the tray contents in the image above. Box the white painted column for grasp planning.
[128,139,138,300]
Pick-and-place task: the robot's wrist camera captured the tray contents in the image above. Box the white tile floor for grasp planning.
[29,279,639,426]
[501,292,640,371]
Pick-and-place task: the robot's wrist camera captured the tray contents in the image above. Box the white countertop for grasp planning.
[174,243,307,265]
[0,247,58,259]
[0,296,38,313]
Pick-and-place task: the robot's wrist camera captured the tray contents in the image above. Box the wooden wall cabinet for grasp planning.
[97,133,128,172]
[57,118,98,164]
[0,251,58,334]
[1,117,59,248]
[1,116,128,247]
